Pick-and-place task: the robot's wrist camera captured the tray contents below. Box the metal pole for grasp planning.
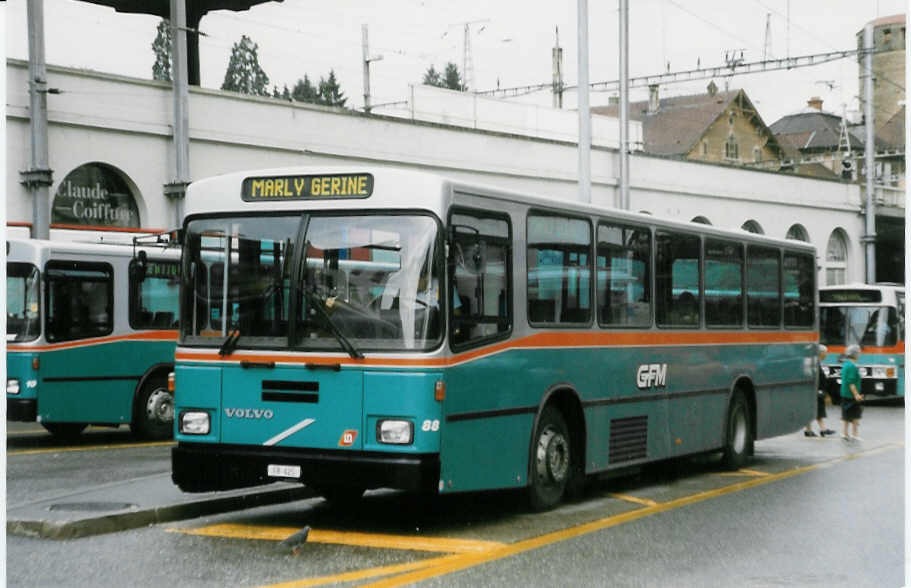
[552,27,563,109]
[23,0,52,240]
[863,23,876,284]
[166,0,191,227]
[362,24,371,113]
[619,0,630,210]
[577,0,591,204]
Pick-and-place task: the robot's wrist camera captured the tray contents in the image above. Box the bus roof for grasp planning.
[6,238,180,263]
[184,165,816,254]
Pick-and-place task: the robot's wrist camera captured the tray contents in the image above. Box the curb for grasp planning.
[7,485,317,540]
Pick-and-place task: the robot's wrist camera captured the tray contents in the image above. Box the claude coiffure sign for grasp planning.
[52,163,140,228]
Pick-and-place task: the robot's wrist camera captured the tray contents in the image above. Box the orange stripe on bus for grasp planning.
[175,330,818,368]
[7,330,177,352]
[826,342,905,354]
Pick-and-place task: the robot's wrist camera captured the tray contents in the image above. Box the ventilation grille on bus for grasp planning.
[609,416,648,463]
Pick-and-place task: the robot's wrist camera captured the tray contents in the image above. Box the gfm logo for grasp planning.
[636,364,667,389]
[338,430,358,447]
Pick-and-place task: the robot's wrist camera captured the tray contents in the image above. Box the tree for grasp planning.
[443,62,463,91]
[151,19,172,82]
[422,65,442,88]
[292,75,318,103]
[317,69,347,107]
[422,62,463,91]
[221,35,270,96]
[282,84,292,101]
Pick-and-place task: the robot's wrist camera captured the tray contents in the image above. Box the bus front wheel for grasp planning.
[132,376,174,440]
[722,390,753,470]
[528,405,571,511]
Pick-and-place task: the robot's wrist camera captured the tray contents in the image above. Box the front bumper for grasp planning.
[172,442,440,494]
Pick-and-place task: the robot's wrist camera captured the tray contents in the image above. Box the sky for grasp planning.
[4,0,908,125]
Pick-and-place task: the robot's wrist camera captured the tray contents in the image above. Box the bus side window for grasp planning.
[747,246,781,328]
[45,261,114,343]
[656,231,700,327]
[129,260,180,330]
[448,208,512,348]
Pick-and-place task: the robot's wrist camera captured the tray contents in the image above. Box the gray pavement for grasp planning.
[6,472,315,540]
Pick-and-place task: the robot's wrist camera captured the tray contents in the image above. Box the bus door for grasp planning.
[40,260,129,424]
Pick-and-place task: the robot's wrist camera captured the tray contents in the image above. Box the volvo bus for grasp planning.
[6,237,180,438]
[819,283,904,401]
[170,167,818,510]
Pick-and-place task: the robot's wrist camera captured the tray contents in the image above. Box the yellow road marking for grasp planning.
[256,555,461,588]
[608,493,659,507]
[360,443,904,587]
[170,523,505,554]
[718,468,770,477]
[8,441,175,456]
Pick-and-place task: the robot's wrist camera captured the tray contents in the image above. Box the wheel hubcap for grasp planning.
[732,408,747,454]
[146,389,174,424]
[535,427,570,484]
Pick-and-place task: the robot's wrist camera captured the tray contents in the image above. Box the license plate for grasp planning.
[267,464,301,479]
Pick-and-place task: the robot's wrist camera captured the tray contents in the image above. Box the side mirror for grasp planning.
[133,250,148,282]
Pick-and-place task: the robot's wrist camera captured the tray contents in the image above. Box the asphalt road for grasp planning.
[6,403,905,587]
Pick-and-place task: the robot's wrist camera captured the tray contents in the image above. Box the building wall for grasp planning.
[857,15,906,130]
[6,59,870,285]
[686,101,780,168]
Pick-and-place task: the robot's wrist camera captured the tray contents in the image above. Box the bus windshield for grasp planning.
[182,213,442,351]
[7,262,41,342]
[820,305,899,347]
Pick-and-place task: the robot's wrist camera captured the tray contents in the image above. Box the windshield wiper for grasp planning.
[218,328,241,357]
[304,287,364,359]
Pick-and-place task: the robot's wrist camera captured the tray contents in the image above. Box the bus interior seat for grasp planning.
[153,311,175,327]
[529,299,555,323]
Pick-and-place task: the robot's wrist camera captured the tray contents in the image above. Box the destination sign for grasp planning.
[820,290,882,303]
[242,173,373,201]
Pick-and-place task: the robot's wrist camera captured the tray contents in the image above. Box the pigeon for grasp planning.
[278,526,310,555]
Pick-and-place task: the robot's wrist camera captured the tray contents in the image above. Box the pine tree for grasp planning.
[422,65,443,88]
[282,84,292,101]
[443,62,463,91]
[272,85,280,98]
[221,35,270,96]
[152,19,172,82]
[318,69,347,107]
[292,75,318,103]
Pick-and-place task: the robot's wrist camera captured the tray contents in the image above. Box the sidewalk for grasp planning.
[7,473,315,540]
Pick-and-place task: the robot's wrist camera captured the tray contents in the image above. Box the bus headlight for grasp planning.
[859,367,869,377]
[179,411,210,435]
[820,366,830,377]
[872,366,896,379]
[377,419,413,445]
[7,379,20,395]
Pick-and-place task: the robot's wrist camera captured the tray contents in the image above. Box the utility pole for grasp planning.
[22,0,52,240]
[577,0,591,203]
[362,24,383,113]
[445,20,488,91]
[862,23,876,283]
[619,0,630,210]
[552,27,563,108]
[164,0,190,228]
[762,13,773,60]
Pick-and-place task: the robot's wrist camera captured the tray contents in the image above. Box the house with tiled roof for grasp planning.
[592,81,785,170]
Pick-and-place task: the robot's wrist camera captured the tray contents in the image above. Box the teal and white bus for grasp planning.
[6,237,180,439]
[171,167,818,509]
[819,283,904,401]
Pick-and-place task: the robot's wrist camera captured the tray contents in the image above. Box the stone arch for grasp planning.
[785,224,810,242]
[52,162,145,228]
[741,220,764,234]
[825,228,850,285]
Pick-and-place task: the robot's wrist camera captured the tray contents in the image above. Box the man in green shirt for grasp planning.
[839,344,864,441]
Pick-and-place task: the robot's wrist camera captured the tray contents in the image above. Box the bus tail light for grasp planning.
[31,357,39,371]
[168,372,175,393]
[434,381,446,402]
[7,379,20,395]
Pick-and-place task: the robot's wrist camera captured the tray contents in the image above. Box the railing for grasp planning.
[873,185,905,209]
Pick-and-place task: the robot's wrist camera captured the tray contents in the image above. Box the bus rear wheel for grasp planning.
[42,422,87,439]
[132,376,174,440]
[528,405,571,511]
[722,389,753,470]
